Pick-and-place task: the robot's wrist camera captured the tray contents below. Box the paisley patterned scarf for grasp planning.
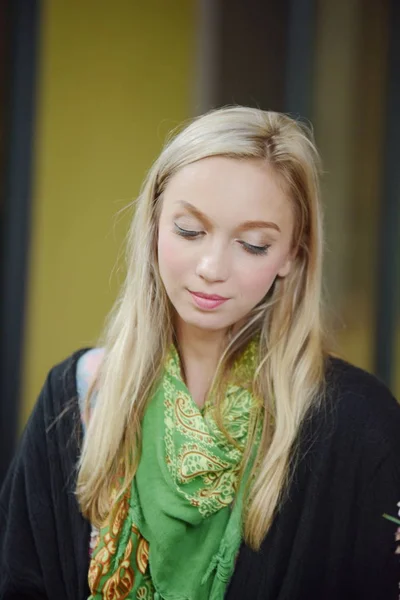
[87,338,262,600]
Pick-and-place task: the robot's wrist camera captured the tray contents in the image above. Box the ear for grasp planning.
[277,255,293,278]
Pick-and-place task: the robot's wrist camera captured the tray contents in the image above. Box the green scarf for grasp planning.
[88,338,262,600]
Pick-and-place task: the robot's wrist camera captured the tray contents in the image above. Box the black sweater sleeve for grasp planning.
[0,352,91,600]
[0,413,48,599]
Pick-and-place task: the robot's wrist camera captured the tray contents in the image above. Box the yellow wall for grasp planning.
[22,1,195,423]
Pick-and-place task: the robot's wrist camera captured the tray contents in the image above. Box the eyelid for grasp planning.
[239,240,271,256]
[174,222,202,232]
[173,222,203,238]
[237,238,272,248]
[240,240,270,249]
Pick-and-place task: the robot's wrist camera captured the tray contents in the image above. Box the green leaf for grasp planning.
[383,513,400,526]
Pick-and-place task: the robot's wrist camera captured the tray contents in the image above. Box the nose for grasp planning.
[195,241,230,283]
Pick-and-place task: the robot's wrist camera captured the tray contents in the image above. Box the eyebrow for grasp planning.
[176,201,281,233]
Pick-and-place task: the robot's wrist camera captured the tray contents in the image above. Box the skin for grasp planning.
[157,156,295,407]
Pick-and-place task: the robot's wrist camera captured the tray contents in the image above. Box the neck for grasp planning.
[175,321,227,372]
[174,321,229,406]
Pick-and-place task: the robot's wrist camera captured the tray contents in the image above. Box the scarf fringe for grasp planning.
[201,540,236,599]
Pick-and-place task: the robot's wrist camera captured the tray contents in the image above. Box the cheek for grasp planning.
[236,261,279,301]
[158,232,188,281]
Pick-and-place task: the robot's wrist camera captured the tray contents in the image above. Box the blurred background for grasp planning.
[1,0,399,483]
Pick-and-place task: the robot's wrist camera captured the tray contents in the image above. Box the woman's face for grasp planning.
[157,156,294,335]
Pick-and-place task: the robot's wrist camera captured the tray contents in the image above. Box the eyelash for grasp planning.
[173,224,271,256]
[174,223,201,239]
[240,241,271,256]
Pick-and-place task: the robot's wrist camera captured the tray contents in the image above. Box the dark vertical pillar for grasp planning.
[216,0,290,110]
[0,0,40,484]
[374,0,400,387]
[284,0,316,120]
[194,0,222,114]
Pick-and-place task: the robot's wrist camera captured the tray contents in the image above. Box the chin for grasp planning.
[192,320,229,332]
[176,308,235,332]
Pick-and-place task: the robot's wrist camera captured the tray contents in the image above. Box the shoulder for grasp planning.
[325,356,399,419]
[20,348,93,446]
[317,356,400,461]
[292,358,400,498]
[35,348,91,415]
[2,348,93,495]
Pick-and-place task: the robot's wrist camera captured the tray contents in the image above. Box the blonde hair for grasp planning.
[77,106,327,550]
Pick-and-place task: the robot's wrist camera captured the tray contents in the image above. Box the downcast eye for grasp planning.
[239,241,271,256]
[174,223,203,238]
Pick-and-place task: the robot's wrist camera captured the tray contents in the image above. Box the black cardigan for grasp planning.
[1,350,399,600]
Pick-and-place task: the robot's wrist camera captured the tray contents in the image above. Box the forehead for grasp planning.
[161,156,292,227]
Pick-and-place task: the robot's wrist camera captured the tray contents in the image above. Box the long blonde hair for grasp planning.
[77,106,327,550]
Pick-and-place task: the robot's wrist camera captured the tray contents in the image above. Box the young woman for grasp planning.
[1,106,399,600]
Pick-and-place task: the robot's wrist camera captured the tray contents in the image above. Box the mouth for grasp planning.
[189,290,229,310]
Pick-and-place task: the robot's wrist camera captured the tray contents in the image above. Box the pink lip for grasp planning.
[189,291,229,310]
